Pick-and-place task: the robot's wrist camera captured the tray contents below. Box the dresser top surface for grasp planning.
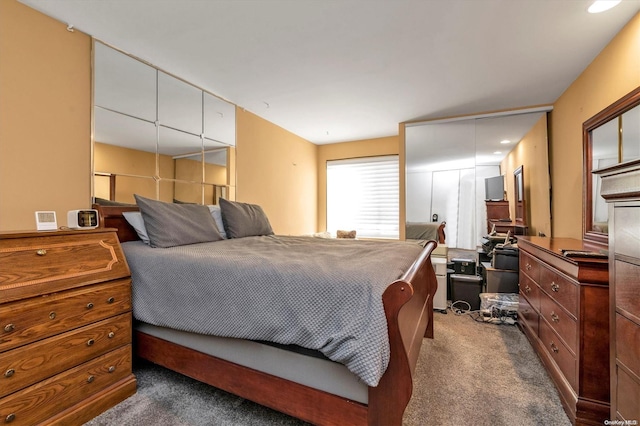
[0,228,117,240]
[518,236,609,284]
[518,236,605,255]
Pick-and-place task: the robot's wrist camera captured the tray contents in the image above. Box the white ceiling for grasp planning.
[18,0,640,145]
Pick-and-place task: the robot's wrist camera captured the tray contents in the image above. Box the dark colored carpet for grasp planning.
[85,311,570,425]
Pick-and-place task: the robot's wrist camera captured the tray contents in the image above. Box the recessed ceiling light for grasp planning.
[500,139,511,144]
[588,0,621,13]
[493,151,502,155]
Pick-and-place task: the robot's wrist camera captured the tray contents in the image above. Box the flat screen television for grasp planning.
[485,175,504,201]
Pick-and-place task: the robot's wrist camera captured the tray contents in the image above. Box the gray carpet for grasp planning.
[85,312,570,426]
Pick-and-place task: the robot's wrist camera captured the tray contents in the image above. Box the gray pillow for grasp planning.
[219,198,274,238]
[134,194,223,248]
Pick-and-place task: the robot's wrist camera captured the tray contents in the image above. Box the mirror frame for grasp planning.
[513,165,526,225]
[583,85,640,245]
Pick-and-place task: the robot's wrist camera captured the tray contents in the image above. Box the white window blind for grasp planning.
[326,155,399,239]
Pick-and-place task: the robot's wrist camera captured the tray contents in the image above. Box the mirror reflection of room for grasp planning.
[92,41,234,206]
[405,110,551,251]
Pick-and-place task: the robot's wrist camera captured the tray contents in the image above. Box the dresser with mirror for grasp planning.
[588,86,640,423]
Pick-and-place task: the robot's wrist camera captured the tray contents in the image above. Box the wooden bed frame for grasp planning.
[94,204,438,426]
[436,221,446,244]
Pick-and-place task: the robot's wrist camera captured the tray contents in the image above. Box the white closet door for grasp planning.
[406,170,433,222]
[457,168,476,250]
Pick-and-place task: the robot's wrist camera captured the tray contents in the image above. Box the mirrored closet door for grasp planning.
[405,110,551,250]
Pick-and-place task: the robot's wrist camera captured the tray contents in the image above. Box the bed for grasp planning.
[94,200,438,426]
[406,221,446,244]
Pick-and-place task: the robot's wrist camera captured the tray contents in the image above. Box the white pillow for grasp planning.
[207,205,228,239]
[122,211,151,245]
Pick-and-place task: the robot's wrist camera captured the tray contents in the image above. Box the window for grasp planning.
[326,155,399,239]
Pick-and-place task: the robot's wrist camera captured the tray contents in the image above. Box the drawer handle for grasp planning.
[550,312,560,323]
[550,282,560,292]
[107,297,115,304]
[87,375,95,383]
[5,413,15,423]
[86,303,94,309]
[36,249,47,256]
[550,342,559,353]
[4,369,15,378]
[87,339,95,347]
[108,365,116,373]
[3,324,14,333]
[525,285,531,293]
[108,332,115,339]
[526,263,532,271]
[49,312,56,320]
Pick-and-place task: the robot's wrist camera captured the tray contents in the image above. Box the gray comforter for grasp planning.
[122,235,423,386]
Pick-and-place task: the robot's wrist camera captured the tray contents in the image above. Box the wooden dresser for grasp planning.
[596,159,640,422]
[517,236,609,425]
[486,200,528,235]
[0,229,136,425]
[486,200,510,233]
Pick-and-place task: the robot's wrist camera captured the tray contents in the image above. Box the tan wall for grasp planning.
[316,136,399,232]
[95,142,227,204]
[94,142,159,202]
[175,158,227,185]
[236,109,318,235]
[94,142,176,203]
[174,158,226,203]
[501,115,551,237]
[0,0,91,230]
[550,12,640,239]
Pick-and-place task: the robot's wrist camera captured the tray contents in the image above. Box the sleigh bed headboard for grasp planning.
[93,204,140,243]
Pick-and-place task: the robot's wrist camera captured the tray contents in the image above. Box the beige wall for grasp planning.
[316,136,399,232]
[0,0,91,231]
[501,114,551,237]
[550,12,640,239]
[236,109,318,235]
[95,142,227,205]
[174,158,227,203]
[94,142,162,202]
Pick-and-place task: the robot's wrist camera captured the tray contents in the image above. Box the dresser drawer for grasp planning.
[0,344,131,426]
[519,272,540,312]
[518,291,539,335]
[520,251,540,282]
[615,259,640,319]
[616,366,640,422]
[539,319,577,390]
[0,313,131,398]
[616,313,640,379]
[539,266,577,317]
[539,291,577,354]
[0,279,131,352]
[0,231,129,302]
